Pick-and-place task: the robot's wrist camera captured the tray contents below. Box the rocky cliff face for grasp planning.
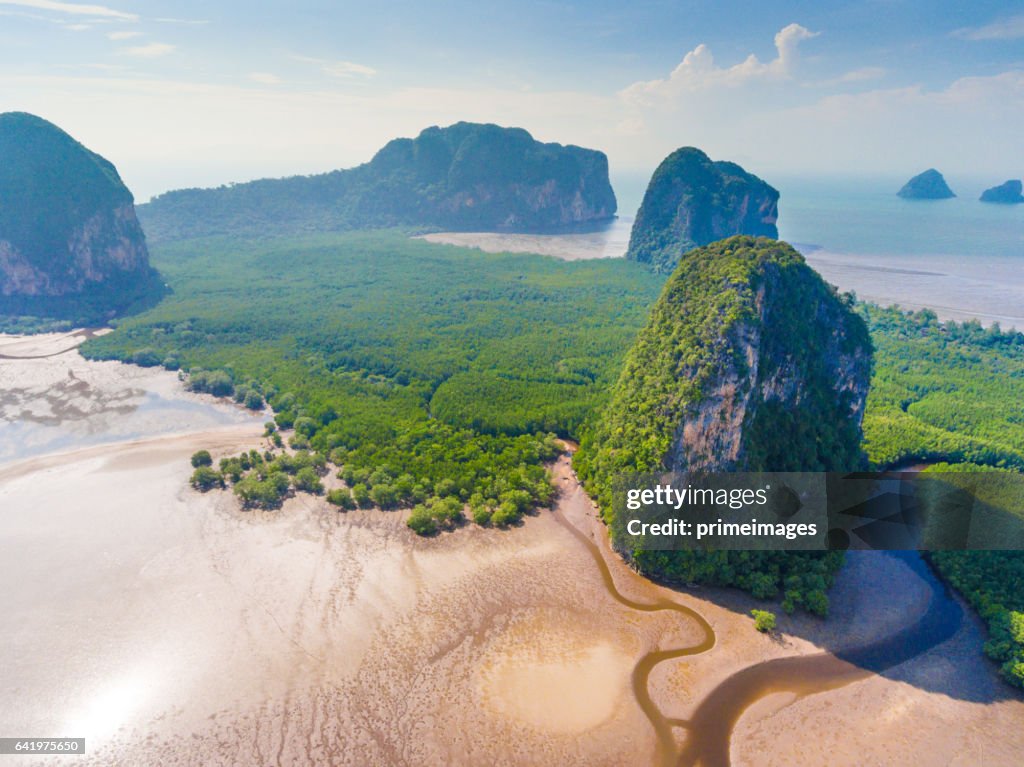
[578,236,872,507]
[0,112,161,319]
[625,147,779,273]
[140,122,617,242]
[575,235,870,607]
[898,169,955,199]
[980,179,1024,204]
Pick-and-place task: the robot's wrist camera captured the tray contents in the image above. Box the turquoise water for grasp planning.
[774,176,1024,327]
[776,176,1024,260]
[611,171,1024,327]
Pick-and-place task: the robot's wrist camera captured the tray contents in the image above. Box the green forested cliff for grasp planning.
[576,235,871,613]
[0,112,163,321]
[139,122,617,242]
[625,147,779,273]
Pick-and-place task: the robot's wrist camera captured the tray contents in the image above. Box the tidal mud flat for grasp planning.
[1,339,1022,766]
[0,331,261,463]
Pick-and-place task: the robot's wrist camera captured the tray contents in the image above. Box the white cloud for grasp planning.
[953,14,1024,41]
[107,29,140,40]
[0,0,136,21]
[622,23,818,104]
[293,55,377,79]
[739,70,1024,176]
[120,42,176,58]
[605,24,1024,178]
[249,72,283,85]
[2,37,1020,203]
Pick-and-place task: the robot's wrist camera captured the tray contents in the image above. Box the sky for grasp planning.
[1,0,1023,200]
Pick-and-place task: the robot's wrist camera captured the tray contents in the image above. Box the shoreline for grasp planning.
[2,340,1022,765]
[414,232,1024,329]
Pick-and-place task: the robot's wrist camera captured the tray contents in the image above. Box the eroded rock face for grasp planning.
[898,169,956,199]
[625,147,779,273]
[0,112,160,318]
[579,236,871,503]
[666,252,871,473]
[1,204,150,297]
[140,122,618,241]
[980,179,1024,204]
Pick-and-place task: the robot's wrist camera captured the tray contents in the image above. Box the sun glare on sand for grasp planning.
[476,615,634,733]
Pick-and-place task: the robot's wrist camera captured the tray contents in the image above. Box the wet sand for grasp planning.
[2,344,1022,765]
[799,248,1024,328]
[0,331,261,463]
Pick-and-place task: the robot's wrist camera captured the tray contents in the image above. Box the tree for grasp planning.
[407,504,438,535]
[191,450,213,468]
[208,371,234,397]
[190,466,223,491]
[369,483,398,509]
[294,467,324,494]
[131,348,161,367]
[491,500,520,527]
[805,590,830,617]
[751,609,777,633]
[326,487,355,510]
[351,483,371,508]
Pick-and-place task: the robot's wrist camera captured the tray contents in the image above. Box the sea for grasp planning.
[426,173,1024,329]
[774,175,1024,328]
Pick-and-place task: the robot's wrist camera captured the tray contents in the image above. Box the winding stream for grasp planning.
[553,461,965,767]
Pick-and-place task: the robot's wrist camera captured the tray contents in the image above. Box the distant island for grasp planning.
[898,169,956,199]
[625,147,779,273]
[0,112,163,323]
[139,122,617,242]
[980,179,1024,204]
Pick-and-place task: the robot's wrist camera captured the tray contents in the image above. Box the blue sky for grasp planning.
[2,0,1023,199]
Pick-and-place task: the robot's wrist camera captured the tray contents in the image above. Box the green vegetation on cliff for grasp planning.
[575,236,871,615]
[0,112,164,323]
[626,147,779,273]
[577,236,870,496]
[139,123,617,243]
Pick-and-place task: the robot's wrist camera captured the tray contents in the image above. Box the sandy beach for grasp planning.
[1,339,1022,766]
[416,217,633,262]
